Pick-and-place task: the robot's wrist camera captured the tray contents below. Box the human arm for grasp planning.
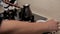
[0,20,58,34]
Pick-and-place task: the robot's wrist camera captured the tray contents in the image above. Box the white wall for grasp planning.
[18,0,60,21]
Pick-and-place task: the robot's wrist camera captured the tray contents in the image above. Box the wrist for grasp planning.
[42,23,49,32]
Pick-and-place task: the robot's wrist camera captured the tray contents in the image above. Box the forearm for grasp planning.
[0,20,49,33]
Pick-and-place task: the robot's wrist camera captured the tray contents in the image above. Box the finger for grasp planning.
[57,22,60,28]
[57,27,60,31]
[57,23,60,31]
[56,25,59,31]
[55,22,60,31]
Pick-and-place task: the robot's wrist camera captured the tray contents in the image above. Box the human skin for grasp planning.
[0,19,58,34]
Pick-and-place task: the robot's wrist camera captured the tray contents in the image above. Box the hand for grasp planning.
[46,19,59,31]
